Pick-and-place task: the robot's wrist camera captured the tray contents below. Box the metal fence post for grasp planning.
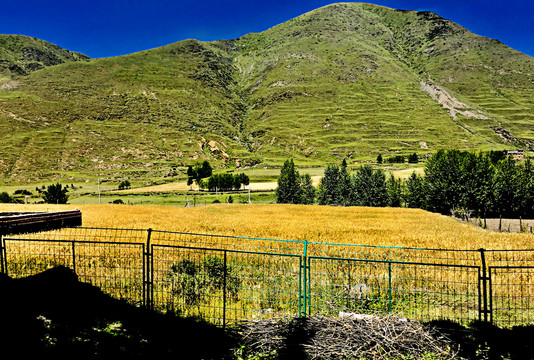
[146,228,153,310]
[388,262,393,313]
[0,226,4,274]
[301,239,308,317]
[223,250,227,330]
[72,241,76,274]
[478,248,490,322]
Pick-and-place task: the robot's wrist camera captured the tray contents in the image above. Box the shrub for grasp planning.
[0,192,13,203]
[167,256,241,306]
[118,180,131,190]
[387,155,405,163]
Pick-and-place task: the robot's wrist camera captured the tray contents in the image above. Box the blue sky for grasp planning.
[1,0,532,58]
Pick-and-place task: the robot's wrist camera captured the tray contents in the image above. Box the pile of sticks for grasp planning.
[237,315,456,359]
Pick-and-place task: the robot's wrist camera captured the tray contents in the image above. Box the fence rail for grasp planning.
[1,227,533,327]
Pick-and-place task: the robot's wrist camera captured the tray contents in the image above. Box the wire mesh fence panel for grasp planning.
[11,227,149,244]
[73,241,145,306]
[151,245,302,326]
[490,266,534,327]
[308,242,482,267]
[308,256,481,324]
[150,230,304,256]
[485,250,534,267]
[3,238,145,306]
[3,239,73,277]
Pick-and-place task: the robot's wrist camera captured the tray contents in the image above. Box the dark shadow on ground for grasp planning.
[428,320,534,360]
[0,266,235,359]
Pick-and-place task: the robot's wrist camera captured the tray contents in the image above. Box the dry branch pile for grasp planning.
[237,315,456,359]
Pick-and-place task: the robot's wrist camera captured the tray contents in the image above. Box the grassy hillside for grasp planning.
[0,34,89,78]
[0,3,533,183]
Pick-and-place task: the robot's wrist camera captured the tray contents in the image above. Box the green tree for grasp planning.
[187,165,194,187]
[233,173,250,190]
[464,153,494,227]
[386,174,402,207]
[187,161,213,186]
[200,160,213,179]
[377,154,383,164]
[300,173,316,205]
[275,159,302,204]
[514,158,534,229]
[404,172,425,208]
[387,155,405,163]
[408,153,418,163]
[118,180,131,190]
[424,149,465,214]
[42,183,69,204]
[0,192,13,203]
[493,157,518,231]
[352,165,388,207]
[339,160,352,206]
[317,164,342,205]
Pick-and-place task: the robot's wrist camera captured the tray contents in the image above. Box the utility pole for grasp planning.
[248,186,251,204]
[98,178,102,204]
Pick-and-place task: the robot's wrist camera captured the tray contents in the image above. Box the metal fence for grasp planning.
[1,227,533,327]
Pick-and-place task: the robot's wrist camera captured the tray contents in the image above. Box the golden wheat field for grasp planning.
[1,203,532,250]
[2,203,533,325]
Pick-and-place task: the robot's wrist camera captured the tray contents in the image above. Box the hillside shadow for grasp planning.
[0,266,235,359]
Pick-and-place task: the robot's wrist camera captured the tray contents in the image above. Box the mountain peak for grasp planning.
[0,34,89,77]
[0,5,533,183]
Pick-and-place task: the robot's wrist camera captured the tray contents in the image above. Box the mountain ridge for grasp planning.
[0,3,533,183]
[0,34,89,78]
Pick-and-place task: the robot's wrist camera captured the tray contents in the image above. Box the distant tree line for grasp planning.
[187,161,213,186]
[377,153,419,164]
[315,159,402,207]
[185,160,250,192]
[275,159,315,204]
[205,173,250,191]
[0,183,69,204]
[275,150,534,229]
[407,149,534,229]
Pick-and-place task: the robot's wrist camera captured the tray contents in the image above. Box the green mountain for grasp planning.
[0,35,89,78]
[1,3,533,183]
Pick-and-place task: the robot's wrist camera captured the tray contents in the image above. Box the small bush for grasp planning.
[0,192,13,203]
[118,180,131,190]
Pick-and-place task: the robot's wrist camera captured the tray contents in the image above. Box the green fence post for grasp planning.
[298,256,303,316]
[301,239,308,317]
[223,250,227,330]
[388,261,392,313]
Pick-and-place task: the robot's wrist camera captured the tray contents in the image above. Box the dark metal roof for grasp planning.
[0,210,82,235]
